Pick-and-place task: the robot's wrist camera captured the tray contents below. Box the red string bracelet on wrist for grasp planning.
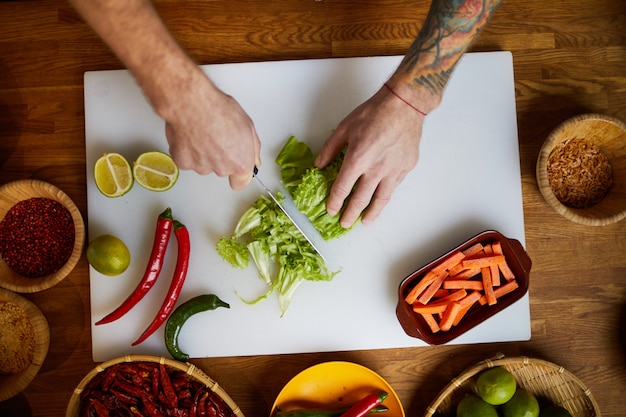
[383,83,428,117]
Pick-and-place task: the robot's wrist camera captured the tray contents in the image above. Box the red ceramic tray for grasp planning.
[396,230,531,345]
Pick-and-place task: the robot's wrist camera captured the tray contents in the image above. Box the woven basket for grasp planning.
[66,354,245,417]
[424,355,600,417]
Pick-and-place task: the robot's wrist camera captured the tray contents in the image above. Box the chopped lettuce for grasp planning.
[276,135,355,240]
[216,192,337,317]
[216,135,355,316]
[275,135,316,191]
[215,237,249,269]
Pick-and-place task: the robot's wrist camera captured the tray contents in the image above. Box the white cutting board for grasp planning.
[85,51,530,362]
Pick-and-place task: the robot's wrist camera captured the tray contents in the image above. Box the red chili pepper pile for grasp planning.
[0,197,75,278]
[80,361,237,417]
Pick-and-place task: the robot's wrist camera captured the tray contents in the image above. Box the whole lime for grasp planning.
[539,404,573,417]
[457,394,499,417]
[87,234,131,276]
[502,389,540,417]
[476,367,517,405]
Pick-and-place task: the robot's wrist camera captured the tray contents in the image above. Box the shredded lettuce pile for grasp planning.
[216,135,355,316]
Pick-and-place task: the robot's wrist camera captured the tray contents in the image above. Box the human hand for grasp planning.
[161,70,261,191]
[314,85,428,228]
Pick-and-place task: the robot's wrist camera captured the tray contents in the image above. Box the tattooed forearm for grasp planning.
[397,0,502,94]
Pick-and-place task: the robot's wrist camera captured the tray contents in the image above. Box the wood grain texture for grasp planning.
[1,0,625,416]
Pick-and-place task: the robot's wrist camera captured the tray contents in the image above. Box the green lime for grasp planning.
[86,234,131,276]
[539,404,573,417]
[456,394,499,417]
[476,366,517,405]
[94,153,133,197]
[133,151,179,192]
[502,389,540,417]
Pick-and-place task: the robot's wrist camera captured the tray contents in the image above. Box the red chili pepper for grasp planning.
[96,207,174,325]
[159,364,178,408]
[339,391,388,417]
[89,398,110,417]
[132,220,190,346]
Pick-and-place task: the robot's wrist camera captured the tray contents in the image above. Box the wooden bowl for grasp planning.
[537,113,626,226]
[0,179,85,292]
[424,354,601,417]
[66,354,245,417]
[0,288,50,401]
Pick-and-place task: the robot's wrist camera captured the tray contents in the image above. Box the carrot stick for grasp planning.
[412,289,467,314]
[462,242,484,258]
[481,267,497,306]
[433,288,451,299]
[483,244,501,286]
[443,280,484,291]
[449,267,481,279]
[413,303,448,315]
[462,255,505,269]
[447,262,466,277]
[417,269,449,305]
[492,241,516,281]
[453,303,474,326]
[459,290,483,306]
[432,251,466,274]
[420,313,440,333]
[478,279,519,305]
[405,270,438,304]
[440,301,463,331]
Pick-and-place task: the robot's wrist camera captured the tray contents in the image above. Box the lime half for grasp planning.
[94,153,133,197]
[133,151,179,192]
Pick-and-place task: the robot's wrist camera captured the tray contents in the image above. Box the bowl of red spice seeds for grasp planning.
[0,179,85,293]
[537,113,626,226]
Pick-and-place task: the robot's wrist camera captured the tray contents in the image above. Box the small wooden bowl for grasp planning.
[0,179,85,293]
[0,288,50,401]
[424,354,601,417]
[537,113,626,226]
[66,355,245,417]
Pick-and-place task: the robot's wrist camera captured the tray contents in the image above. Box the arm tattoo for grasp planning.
[398,0,502,94]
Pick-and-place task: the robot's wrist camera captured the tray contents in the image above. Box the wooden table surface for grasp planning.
[1,0,625,416]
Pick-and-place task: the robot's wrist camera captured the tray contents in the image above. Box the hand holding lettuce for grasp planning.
[216,136,356,316]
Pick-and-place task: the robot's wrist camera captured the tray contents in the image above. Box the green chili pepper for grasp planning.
[164,294,230,361]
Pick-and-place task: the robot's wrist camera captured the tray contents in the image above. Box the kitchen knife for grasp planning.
[252,166,327,263]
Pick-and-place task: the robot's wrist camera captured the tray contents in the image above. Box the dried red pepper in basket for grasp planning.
[79,361,237,417]
[96,207,174,325]
[132,220,190,346]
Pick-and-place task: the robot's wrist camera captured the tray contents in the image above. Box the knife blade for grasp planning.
[252,166,327,263]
